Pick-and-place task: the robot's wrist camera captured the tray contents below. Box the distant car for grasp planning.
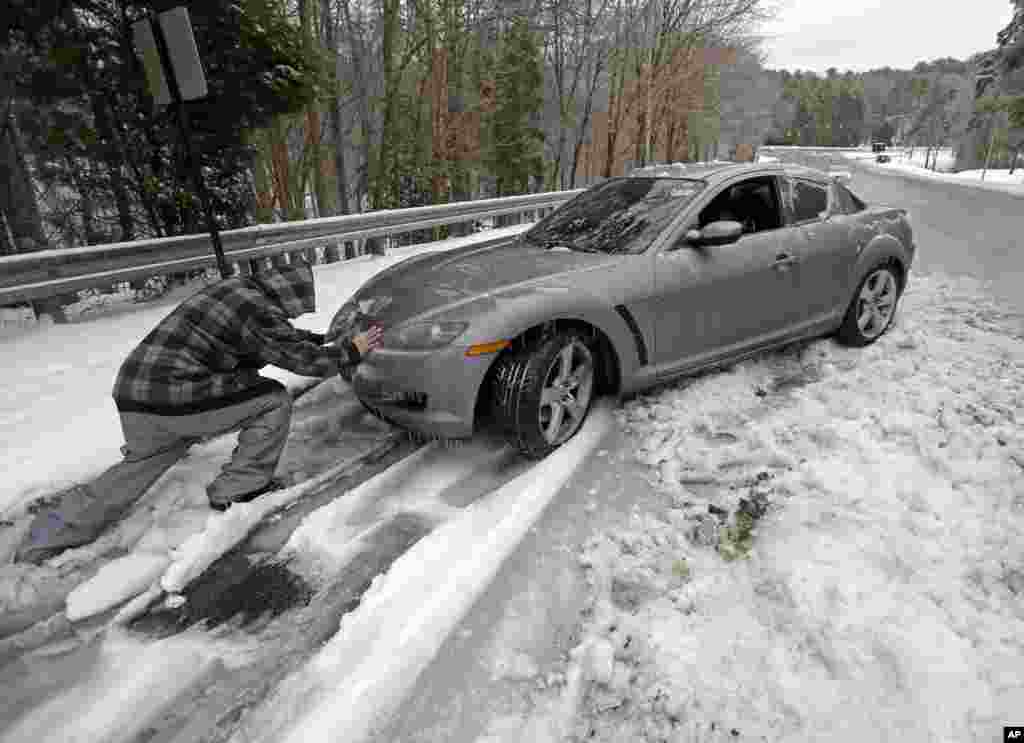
[876,154,891,163]
[872,141,888,152]
[328,163,916,457]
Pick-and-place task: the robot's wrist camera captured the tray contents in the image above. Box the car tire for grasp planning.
[836,262,903,347]
[490,331,597,459]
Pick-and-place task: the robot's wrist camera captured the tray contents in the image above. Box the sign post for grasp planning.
[133,8,231,278]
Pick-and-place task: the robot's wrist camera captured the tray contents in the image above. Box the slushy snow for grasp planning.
[65,553,169,622]
[232,403,614,743]
[482,272,1024,743]
[0,225,531,625]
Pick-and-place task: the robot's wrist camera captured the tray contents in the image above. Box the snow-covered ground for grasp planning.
[3,207,1024,742]
[231,405,614,743]
[844,148,1024,194]
[0,225,530,632]
[478,272,1024,742]
[0,225,529,518]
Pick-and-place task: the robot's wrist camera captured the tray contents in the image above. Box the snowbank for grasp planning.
[510,273,1024,742]
[843,149,1024,194]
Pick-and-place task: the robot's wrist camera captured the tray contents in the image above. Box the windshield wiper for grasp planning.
[523,233,602,253]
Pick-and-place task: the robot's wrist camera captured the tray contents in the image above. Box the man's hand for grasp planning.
[351,325,384,356]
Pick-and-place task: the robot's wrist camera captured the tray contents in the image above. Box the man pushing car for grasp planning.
[16,259,382,565]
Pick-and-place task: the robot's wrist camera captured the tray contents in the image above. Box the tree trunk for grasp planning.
[69,155,97,244]
[602,58,625,178]
[981,118,997,181]
[665,119,678,162]
[371,0,401,209]
[97,100,136,241]
[0,112,46,254]
[323,0,349,216]
[569,49,604,190]
[61,4,135,242]
[115,10,163,238]
[340,0,373,212]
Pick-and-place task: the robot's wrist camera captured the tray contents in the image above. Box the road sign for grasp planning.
[131,7,228,279]
[132,8,208,107]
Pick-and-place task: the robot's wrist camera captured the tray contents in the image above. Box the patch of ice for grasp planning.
[1,627,225,743]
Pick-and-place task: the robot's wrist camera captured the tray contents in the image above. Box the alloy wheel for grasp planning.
[537,340,595,445]
[855,267,898,339]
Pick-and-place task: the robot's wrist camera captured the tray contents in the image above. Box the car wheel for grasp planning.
[836,263,903,347]
[490,331,597,459]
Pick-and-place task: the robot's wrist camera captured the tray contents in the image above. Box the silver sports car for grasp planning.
[327,162,915,458]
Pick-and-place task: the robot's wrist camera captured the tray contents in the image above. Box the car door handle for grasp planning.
[773,253,800,268]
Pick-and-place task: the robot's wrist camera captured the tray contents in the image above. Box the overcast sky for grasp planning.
[760,0,1016,72]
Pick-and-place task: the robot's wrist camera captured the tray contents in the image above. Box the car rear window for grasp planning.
[842,184,867,212]
[792,179,829,222]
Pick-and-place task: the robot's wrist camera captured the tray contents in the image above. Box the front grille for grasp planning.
[373,389,428,410]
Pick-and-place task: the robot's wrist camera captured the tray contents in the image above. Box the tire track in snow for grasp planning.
[229,403,615,743]
[1,429,560,743]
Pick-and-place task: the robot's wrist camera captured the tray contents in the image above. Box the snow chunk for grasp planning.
[66,552,170,622]
[492,650,540,682]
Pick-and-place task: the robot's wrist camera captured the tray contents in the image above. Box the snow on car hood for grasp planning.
[330,239,620,335]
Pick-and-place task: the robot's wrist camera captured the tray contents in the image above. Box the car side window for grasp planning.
[839,183,867,212]
[829,183,867,215]
[696,177,783,235]
[792,179,829,222]
[831,184,852,214]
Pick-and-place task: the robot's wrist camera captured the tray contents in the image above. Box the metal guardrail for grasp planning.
[0,190,584,305]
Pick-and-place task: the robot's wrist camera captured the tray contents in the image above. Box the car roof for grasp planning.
[626,161,832,185]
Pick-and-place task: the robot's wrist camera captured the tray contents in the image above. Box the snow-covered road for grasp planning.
[0,413,615,743]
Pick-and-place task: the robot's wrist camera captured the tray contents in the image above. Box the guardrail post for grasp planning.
[324,240,341,263]
[31,293,75,324]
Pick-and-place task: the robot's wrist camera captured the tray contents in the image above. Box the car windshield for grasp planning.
[523,178,705,255]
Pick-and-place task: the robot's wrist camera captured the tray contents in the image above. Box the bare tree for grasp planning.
[323,0,351,215]
[541,0,613,188]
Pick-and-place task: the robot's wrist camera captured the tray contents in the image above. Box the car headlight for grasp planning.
[327,295,393,342]
[382,321,469,351]
[327,300,360,342]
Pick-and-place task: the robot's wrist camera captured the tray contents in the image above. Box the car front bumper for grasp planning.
[352,345,495,439]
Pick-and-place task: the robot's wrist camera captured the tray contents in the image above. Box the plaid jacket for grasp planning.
[113,262,360,415]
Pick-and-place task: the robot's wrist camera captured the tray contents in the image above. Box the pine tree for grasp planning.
[489,16,544,197]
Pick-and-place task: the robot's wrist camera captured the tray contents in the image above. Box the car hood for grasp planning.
[329,240,619,336]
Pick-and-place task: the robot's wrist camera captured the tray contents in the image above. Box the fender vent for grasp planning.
[614,304,649,366]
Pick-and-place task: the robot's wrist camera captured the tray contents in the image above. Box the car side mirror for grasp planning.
[684,220,744,247]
